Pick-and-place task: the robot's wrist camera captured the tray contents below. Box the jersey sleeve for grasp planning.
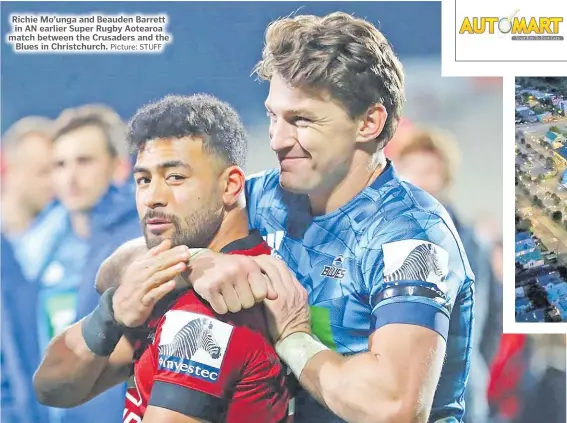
[149,311,240,422]
[361,211,473,341]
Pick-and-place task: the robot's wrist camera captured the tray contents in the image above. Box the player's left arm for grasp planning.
[273,214,464,423]
[142,407,210,423]
[297,324,445,423]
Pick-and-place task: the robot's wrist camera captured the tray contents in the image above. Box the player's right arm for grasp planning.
[34,239,190,407]
[33,321,134,407]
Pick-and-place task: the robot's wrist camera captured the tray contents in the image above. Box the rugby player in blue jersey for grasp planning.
[97,12,474,423]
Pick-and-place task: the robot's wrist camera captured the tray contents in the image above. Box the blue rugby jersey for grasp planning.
[245,161,474,423]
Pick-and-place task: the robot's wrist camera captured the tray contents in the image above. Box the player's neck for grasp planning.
[1,193,37,236]
[309,151,385,216]
[174,210,250,292]
[207,207,250,252]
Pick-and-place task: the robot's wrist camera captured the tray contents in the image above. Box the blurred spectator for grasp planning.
[1,235,48,423]
[394,126,461,201]
[481,240,503,365]
[491,240,503,282]
[57,104,132,185]
[0,116,69,281]
[384,117,414,160]
[475,214,503,249]
[28,106,141,423]
[393,127,496,423]
[1,116,54,237]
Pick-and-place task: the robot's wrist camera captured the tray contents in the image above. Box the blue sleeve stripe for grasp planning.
[372,301,450,341]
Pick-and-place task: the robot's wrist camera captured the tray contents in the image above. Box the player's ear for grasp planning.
[219,165,245,207]
[355,103,388,144]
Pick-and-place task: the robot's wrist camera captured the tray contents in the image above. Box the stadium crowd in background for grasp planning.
[1,106,140,423]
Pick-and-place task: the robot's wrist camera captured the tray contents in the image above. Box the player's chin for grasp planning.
[144,231,173,249]
[278,172,313,194]
[280,168,321,194]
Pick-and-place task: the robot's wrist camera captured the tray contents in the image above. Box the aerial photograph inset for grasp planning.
[515,77,567,322]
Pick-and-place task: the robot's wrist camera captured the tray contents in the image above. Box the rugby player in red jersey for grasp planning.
[34,94,293,423]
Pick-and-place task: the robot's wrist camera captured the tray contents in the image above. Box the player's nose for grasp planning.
[143,180,169,209]
[269,119,297,152]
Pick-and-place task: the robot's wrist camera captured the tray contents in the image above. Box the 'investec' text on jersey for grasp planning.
[158,355,219,382]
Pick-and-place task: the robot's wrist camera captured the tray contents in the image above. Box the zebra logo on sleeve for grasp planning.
[382,240,449,289]
[159,318,222,359]
[157,311,233,383]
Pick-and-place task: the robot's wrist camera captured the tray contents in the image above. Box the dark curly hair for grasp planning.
[127,94,247,169]
[253,12,405,151]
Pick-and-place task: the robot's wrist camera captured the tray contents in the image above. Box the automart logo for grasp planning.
[459,9,564,41]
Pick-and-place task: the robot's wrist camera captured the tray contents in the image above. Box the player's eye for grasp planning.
[77,156,94,165]
[135,176,150,186]
[166,174,186,182]
[292,116,312,126]
[266,110,277,121]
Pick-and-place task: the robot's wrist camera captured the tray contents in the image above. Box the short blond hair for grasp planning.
[253,12,405,151]
[1,116,54,152]
[397,127,461,189]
